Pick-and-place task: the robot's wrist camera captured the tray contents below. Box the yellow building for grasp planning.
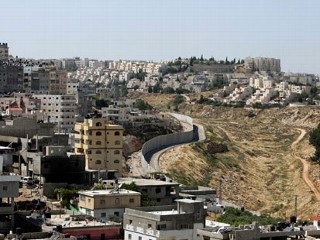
[74,118,124,177]
[78,189,141,221]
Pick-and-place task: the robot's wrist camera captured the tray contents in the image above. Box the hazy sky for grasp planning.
[1,0,320,73]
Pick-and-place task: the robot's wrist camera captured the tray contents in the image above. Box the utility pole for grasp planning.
[294,195,298,217]
[219,178,222,205]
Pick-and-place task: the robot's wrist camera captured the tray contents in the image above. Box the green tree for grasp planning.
[134,99,153,110]
[163,87,175,94]
[121,182,156,206]
[309,123,320,162]
[120,84,128,97]
[95,98,110,109]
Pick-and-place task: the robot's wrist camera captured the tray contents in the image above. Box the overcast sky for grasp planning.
[1,0,320,73]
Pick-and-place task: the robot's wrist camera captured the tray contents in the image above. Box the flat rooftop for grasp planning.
[43,214,121,230]
[78,189,141,197]
[149,210,180,215]
[118,177,179,187]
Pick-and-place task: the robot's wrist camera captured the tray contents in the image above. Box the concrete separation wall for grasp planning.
[140,113,196,173]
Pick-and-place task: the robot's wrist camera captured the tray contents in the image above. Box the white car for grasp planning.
[21,177,34,185]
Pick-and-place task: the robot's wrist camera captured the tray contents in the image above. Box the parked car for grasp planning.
[21,177,34,185]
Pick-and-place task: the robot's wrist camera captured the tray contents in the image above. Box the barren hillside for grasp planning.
[160,104,320,219]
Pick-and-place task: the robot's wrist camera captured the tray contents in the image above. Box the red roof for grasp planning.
[311,217,320,221]
[7,108,23,111]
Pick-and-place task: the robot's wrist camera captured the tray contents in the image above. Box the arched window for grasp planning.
[114,160,120,164]
[114,131,120,136]
[114,150,120,155]
[96,141,102,145]
[96,131,102,136]
[115,140,121,145]
[96,122,102,127]
[95,160,102,164]
[96,150,102,154]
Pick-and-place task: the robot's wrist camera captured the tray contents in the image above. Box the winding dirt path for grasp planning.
[291,128,320,201]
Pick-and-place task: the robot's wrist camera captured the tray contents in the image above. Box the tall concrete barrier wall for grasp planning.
[140,113,195,173]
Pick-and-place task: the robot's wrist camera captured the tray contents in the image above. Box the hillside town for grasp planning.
[2,40,320,240]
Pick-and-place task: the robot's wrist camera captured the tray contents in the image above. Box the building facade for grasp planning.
[74,118,124,177]
[78,189,141,221]
[123,199,205,240]
[0,43,9,62]
[33,94,77,133]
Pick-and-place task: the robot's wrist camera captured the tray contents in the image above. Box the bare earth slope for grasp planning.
[158,105,320,219]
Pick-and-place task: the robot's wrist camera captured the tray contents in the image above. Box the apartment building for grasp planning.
[0,64,23,93]
[33,94,77,133]
[245,57,281,72]
[123,199,205,240]
[49,70,67,94]
[0,159,20,233]
[78,189,141,221]
[119,178,180,205]
[0,43,9,62]
[74,118,124,177]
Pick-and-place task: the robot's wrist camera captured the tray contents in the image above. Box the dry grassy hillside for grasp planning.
[164,103,320,219]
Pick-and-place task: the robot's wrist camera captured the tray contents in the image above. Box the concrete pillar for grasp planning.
[11,197,14,227]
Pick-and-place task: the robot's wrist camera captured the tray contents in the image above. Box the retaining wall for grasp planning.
[140,113,195,173]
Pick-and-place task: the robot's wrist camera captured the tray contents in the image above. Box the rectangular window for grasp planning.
[129,198,134,203]
[80,195,85,201]
[128,234,132,240]
[157,224,166,230]
[101,212,106,218]
[2,186,8,191]
[115,198,120,204]
[100,199,106,205]
[180,224,189,229]
[138,237,142,240]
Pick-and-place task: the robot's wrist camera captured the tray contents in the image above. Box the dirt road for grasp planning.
[291,128,320,201]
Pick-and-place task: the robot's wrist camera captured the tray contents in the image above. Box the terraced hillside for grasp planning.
[136,92,320,218]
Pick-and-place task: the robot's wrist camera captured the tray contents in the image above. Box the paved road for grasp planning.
[149,122,206,171]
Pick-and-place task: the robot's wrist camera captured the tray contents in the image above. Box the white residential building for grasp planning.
[33,94,77,132]
[124,199,205,240]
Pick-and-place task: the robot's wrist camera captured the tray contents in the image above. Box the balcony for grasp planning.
[125,224,160,237]
[74,143,83,149]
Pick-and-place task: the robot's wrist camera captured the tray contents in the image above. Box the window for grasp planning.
[114,150,120,155]
[96,150,102,154]
[114,211,119,216]
[115,198,120,204]
[148,224,152,228]
[80,195,85,201]
[180,224,189,229]
[95,160,102,164]
[96,141,102,145]
[96,131,102,136]
[157,224,166,230]
[100,199,106,205]
[114,131,120,136]
[138,237,142,240]
[129,198,134,203]
[115,140,121,145]
[128,234,132,240]
[155,187,161,194]
[2,186,8,191]
[114,160,120,164]
[96,122,102,127]
[129,220,133,224]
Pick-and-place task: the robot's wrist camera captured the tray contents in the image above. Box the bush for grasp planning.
[207,142,228,154]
